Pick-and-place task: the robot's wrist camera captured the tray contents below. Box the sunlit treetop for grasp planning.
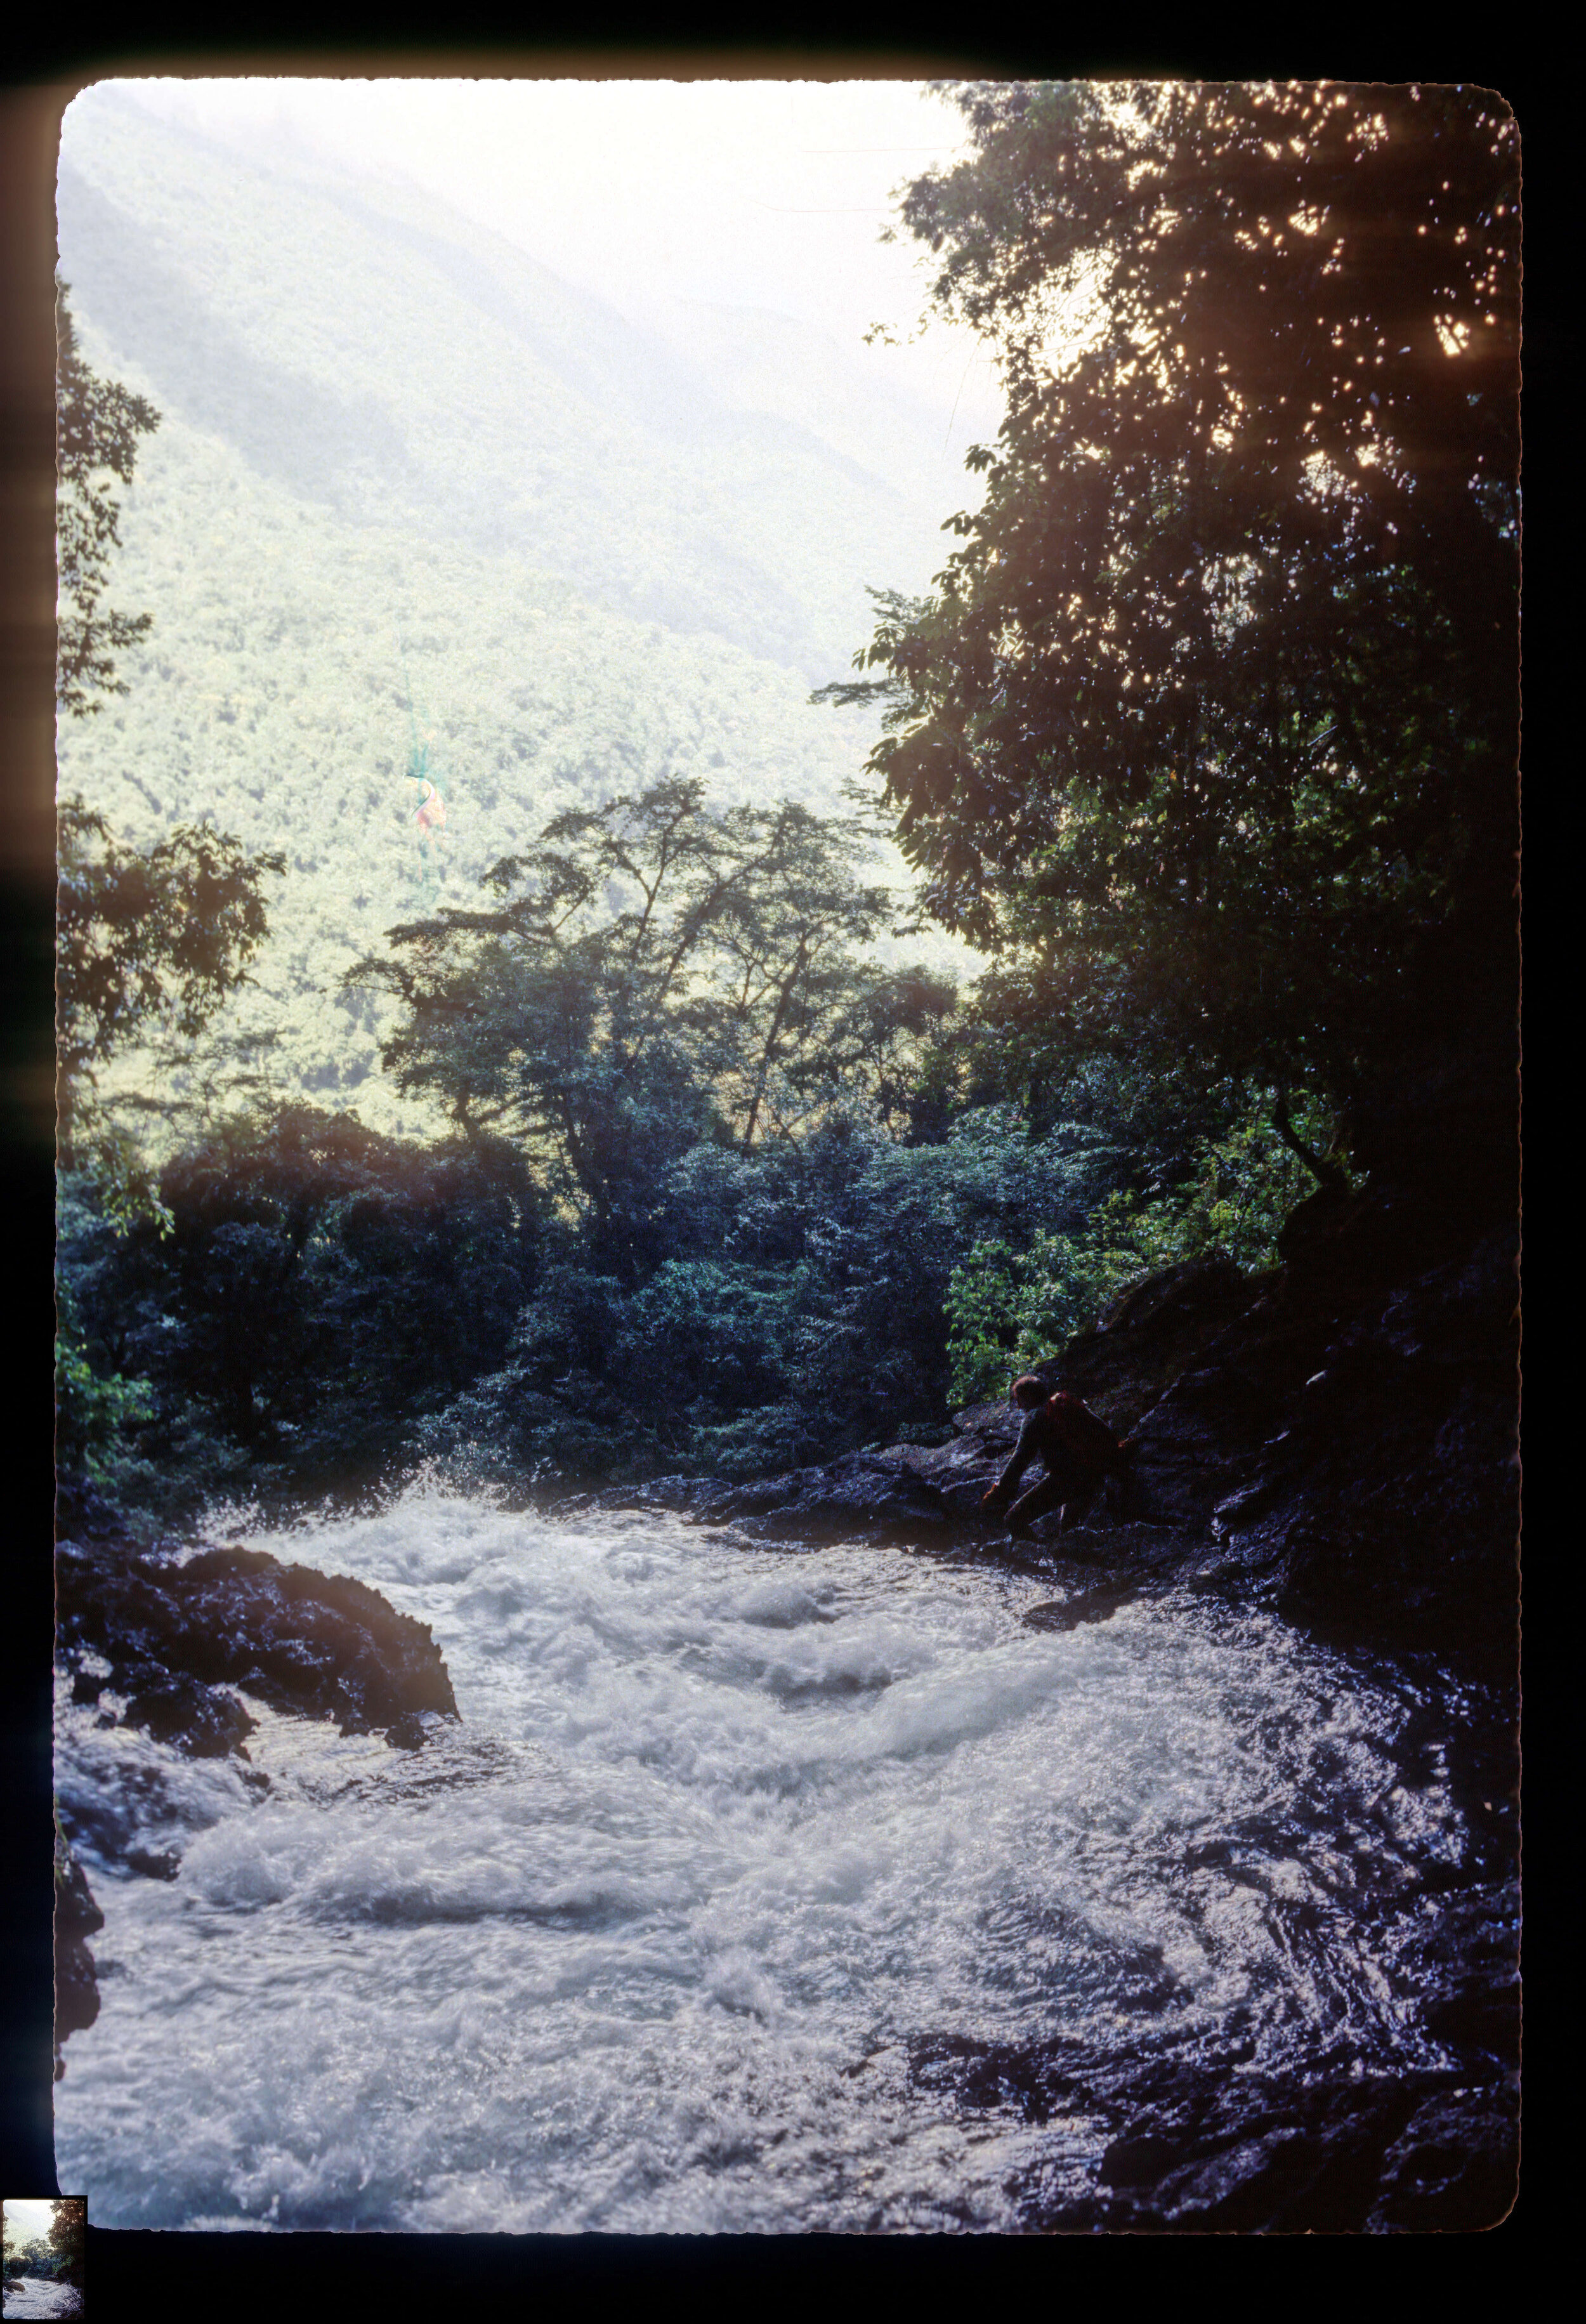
[898,81,1517,566]
[837,81,1519,1100]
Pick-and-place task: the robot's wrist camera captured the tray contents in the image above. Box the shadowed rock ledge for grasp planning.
[55,1528,458,1750]
[564,1190,1519,1663]
[53,1516,460,2070]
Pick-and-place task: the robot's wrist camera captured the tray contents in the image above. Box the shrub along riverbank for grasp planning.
[56,1067,1335,1531]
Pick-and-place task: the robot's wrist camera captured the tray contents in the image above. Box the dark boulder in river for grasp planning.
[53,1829,103,2078]
[55,1530,459,1747]
[53,1521,461,2067]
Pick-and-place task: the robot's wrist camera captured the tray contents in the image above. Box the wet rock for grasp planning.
[570,1453,971,1546]
[1080,2070,1460,2233]
[1021,1580,1146,1632]
[1366,2082,1519,2231]
[386,1707,452,1752]
[554,1474,737,1521]
[1216,1232,1521,1653]
[53,1837,103,2077]
[1114,1356,1285,1531]
[1052,1255,1268,1434]
[124,1848,181,1881]
[913,2029,1517,2233]
[684,1454,956,1547]
[1409,1878,1521,2066]
[56,1533,459,1747]
[121,1674,257,1759]
[887,1407,1020,1516]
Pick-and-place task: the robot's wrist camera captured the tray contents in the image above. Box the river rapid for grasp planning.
[53,1481,1484,2234]
[3,2283,84,2320]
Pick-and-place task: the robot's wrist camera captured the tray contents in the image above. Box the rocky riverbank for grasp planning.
[540,1063,1521,2229]
[52,1502,459,2072]
[52,1039,1519,2226]
[565,1185,1519,1665]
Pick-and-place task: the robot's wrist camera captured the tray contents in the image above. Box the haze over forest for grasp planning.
[56,82,986,1133]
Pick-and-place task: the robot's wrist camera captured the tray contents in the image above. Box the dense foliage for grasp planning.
[56,82,1516,1528]
[833,81,1519,1110]
[57,793,284,1197]
[346,779,955,1272]
[58,1112,542,1511]
[422,1103,1139,1487]
[943,1092,1330,1404]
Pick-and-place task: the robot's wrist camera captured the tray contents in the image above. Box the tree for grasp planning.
[346,777,950,1279]
[56,794,285,1200]
[48,2200,86,2290]
[154,1105,539,1456]
[834,82,1519,1122]
[58,1101,544,1511]
[55,295,286,1201]
[56,279,161,718]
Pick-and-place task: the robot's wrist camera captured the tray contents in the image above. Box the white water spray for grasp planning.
[54,1484,1467,2233]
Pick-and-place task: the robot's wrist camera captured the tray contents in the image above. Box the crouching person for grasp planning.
[981,1374,1129,1540]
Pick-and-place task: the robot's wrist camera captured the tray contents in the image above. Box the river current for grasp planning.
[53,1481,1475,2233]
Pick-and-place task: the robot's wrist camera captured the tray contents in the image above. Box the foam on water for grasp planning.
[54,1483,1469,2232]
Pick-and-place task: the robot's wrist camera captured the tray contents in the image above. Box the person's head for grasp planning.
[1011,1374,1049,1411]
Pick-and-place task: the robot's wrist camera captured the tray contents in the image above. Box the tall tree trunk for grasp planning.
[1273,1088,1348,1193]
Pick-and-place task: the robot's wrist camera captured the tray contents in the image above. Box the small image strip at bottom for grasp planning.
[1,2196,86,2320]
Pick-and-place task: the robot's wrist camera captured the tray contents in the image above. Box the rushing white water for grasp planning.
[3,2283,84,2320]
[54,1483,1470,2233]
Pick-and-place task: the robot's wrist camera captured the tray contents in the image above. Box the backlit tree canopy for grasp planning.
[56,795,285,1192]
[346,778,955,1278]
[835,81,1519,1101]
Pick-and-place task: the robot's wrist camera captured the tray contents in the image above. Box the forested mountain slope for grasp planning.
[55,88,963,1129]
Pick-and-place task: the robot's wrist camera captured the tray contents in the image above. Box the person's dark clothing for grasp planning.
[992,1391,1126,1535]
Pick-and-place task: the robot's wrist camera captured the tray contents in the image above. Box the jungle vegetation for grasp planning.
[56,82,1518,1530]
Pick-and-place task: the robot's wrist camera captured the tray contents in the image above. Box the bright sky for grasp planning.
[3,2200,55,2249]
[114,75,1006,453]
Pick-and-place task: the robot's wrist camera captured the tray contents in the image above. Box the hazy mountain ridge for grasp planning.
[56,89,974,1136]
[627,292,979,509]
[58,392,891,1132]
[58,88,956,679]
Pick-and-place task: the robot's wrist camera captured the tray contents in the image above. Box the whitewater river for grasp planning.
[53,1483,1477,2233]
[3,2283,84,2320]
